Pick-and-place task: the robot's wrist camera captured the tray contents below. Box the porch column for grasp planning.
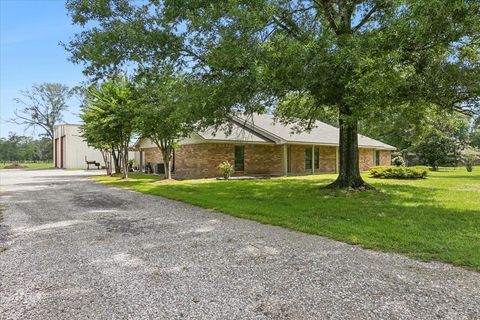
[335,146,339,174]
[283,144,288,176]
[139,150,144,172]
[311,145,315,175]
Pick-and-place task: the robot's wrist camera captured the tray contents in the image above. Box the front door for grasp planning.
[375,150,381,166]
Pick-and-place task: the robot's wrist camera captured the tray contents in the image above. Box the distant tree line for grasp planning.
[0,133,52,162]
[359,107,480,169]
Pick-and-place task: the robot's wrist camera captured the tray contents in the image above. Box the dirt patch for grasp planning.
[73,192,127,209]
[97,217,147,235]
[152,178,178,183]
[3,163,25,169]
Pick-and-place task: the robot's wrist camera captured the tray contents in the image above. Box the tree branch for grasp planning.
[315,0,339,33]
[353,3,380,32]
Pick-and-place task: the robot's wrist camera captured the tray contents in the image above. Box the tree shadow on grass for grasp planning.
[430,174,480,180]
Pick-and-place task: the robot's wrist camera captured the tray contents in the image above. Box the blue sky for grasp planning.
[1,0,85,138]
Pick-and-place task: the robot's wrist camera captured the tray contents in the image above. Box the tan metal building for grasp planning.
[53,124,106,169]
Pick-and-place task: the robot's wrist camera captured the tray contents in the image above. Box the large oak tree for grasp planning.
[65,0,480,189]
[12,83,72,142]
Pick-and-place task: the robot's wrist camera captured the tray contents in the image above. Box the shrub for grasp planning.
[392,156,405,167]
[370,166,428,179]
[218,161,234,180]
[128,159,136,172]
[463,154,477,172]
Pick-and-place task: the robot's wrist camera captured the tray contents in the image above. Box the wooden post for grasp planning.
[283,144,288,176]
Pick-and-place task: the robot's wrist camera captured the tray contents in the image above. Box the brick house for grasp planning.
[135,114,395,178]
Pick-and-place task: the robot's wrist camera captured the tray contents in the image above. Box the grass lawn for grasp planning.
[92,168,480,271]
[0,162,53,169]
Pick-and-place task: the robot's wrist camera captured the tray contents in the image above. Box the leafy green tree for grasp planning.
[469,116,480,149]
[135,70,195,179]
[360,106,472,159]
[11,83,72,142]
[66,0,480,189]
[80,77,137,179]
[413,114,470,170]
[0,133,22,162]
[0,133,53,162]
[470,129,480,149]
[359,104,433,153]
[79,112,115,175]
[35,137,53,161]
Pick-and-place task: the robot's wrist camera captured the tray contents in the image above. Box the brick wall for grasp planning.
[244,144,284,175]
[143,147,163,163]
[358,149,392,171]
[379,150,392,166]
[289,145,308,174]
[359,148,374,171]
[174,143,233,178]
[143,142,391,178]
[173,143,286,178]
[319,146,337,173]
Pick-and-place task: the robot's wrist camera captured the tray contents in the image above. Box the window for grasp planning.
[234,145,244,171]
[306,146,320,170]
[305,147,312,169]
[375,150,381,166]
[314,146,320,169]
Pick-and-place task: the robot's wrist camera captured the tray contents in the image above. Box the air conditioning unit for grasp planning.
[156,163,165,174]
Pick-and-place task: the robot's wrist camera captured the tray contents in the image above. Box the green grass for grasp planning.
[92,168,480,271]
[0,162,53,169]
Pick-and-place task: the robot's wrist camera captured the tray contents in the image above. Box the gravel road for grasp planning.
[0,169,479,319]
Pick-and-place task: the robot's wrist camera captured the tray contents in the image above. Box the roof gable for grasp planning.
[197,120,273,143]
[234,114,396,150]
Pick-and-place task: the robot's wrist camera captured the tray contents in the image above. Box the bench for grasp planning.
[85,156,101,170]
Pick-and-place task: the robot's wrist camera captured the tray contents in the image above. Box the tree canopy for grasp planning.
[66,0,480,188]
[11,83,73,141]
[80,77,137,178]
[412,112,470,169]
[135,69,197,179]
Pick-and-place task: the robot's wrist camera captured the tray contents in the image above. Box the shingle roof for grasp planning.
[197,121,273,143]
[223,114,395,150]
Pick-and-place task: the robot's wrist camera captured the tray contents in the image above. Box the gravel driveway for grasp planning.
[0,169,479,319]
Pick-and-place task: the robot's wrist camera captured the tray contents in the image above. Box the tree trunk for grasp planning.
[154,139,173,180]
[101,150,112,176]
[111,148,120,174]
[402,150,408,166]
[122,143,129,179]
[326,105,372,190]
[162,149,172,180]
